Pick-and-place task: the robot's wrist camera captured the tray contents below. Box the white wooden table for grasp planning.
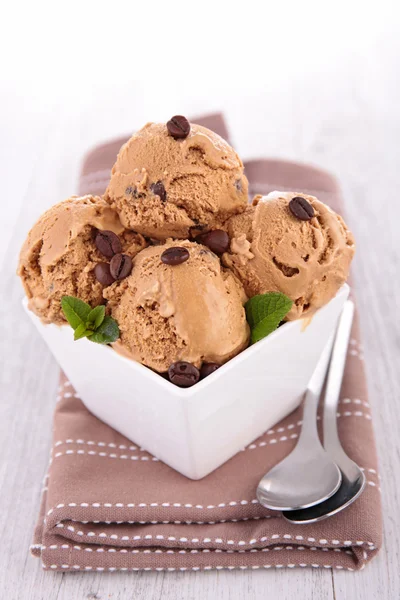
[1,56,399,598]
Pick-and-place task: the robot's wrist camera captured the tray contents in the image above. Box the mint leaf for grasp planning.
[74,323,93,341]
[86,305,106,329]
[61,296,119,345]
[245,292,293,343]
[88,316,120,345]
[61,296,91,329]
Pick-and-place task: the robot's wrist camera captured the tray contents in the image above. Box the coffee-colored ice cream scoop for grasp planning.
[18,195,146,324]
[104,120,248,240]
[105,240,250,373]
[222,191,355,320]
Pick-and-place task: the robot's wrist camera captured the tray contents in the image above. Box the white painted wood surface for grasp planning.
[1,48,399,598]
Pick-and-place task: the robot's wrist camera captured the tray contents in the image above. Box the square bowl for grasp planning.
[23,284,349,479]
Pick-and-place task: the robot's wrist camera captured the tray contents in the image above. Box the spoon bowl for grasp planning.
[257,444,342,511]
[283,464,365,523]
[283,302,366,523]
[257,336,342,511]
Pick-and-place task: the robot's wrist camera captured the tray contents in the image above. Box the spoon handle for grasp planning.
[297,333,335,447]
[323,301,355,453]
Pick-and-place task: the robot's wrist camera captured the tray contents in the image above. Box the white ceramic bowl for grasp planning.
[23,284,349,480]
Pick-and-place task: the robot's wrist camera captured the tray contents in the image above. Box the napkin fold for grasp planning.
[31,113,382,572]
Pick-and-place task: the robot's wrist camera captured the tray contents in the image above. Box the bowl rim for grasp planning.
[22,283,349,398]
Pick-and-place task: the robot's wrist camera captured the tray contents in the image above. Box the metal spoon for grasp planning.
[256,334,342,511]
[283,301,366,524]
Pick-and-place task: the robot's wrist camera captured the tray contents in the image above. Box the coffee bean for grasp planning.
[167,115,190,139]
[95,230,122,258]
[168,361,200,387]
[161,246,190,266]
[200,363,220,379]
[289,196,315,221]
[94,263,116,286]
[110,253,133,280]
[150,181,167,202]
[195,230,230,255]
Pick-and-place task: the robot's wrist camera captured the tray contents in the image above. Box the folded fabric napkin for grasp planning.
[31,113,382,572]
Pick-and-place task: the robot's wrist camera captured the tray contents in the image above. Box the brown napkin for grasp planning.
[31,114,382,572]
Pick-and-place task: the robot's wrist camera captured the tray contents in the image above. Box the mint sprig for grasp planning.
[245,292,293,344]
[61,296,119,345]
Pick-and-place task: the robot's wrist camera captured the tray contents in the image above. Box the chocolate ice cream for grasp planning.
[18,195,146,324]
[222,191,355,320]
[104,240,250,373]
[104,119,248,240]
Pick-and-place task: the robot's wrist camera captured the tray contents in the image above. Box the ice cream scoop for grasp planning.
[104,120,249,240]
[18,195,146,324]
[104,240,250,373]
[222,191,355,320]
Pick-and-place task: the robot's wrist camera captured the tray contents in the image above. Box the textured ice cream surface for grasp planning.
[222,191,355,320]
[104,240,250,373]
[119,229,148,257]
[104,122,249,240]
[18,195,146,324]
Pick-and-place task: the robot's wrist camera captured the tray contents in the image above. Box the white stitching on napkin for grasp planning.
[44,563,357,571]
[48,515,267,526]
[52,450,159,461]
[53,427,383,463]
[53,434,378,466]
[46,499,260,516]
[243,433,299,449]
[336,411,372,420]
[51,406,373,458]
[54,439,140,451]
[45,479,380,520]
[42,544,356,555]
[360,468,380,478]
[340,398,370,409]
[46,524,377,549]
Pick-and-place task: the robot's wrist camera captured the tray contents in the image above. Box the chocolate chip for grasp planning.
[125,186,138,197]
[161,246,190,266]
[150,181,166,202]
[200,363,220,379]
[289,196,315,221]
[168,361,200,387]
[94,263,116,286]
[167,115,190,139]
[95,230,122,258]
[195,230,230,255]
[110,253,133,280]
[235,179,243,192]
